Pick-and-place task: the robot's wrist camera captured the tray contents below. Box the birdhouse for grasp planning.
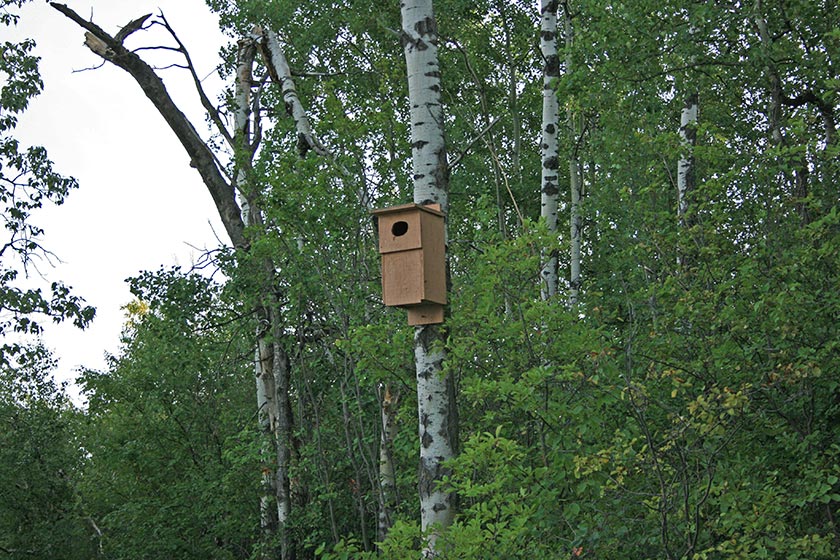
[372,203,446,325]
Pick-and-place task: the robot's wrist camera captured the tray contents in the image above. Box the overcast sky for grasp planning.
[11,1,231,394]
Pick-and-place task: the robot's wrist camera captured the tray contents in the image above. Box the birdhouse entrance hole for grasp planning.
[392,221,409,236]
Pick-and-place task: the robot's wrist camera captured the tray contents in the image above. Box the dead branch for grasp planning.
[115,13,151,43]
[50,2,247,249]
[157,11,235,148]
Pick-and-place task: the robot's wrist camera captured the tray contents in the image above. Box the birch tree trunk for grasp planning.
[400,0,457,553]
[539,0,560,300]
[233,38,282,547]
[377,384,400,542]
[677,94,698,223]
[565,4,582,306]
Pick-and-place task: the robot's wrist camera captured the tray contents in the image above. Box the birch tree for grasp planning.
[539,0,560,299]
[676,9,698,267]
[400,0,457,552]
[677,93,697,223]
[565,2,582,306]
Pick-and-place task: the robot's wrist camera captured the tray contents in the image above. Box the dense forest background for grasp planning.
[2,0,839,558]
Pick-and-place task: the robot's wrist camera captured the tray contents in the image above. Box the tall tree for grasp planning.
[564,1,582,306]
[539,0,560,299]
[47,5,305,556]
[400,0,457,553]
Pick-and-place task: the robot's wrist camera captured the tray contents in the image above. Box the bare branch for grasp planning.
[157,11,235,148]
[149,63,189,71]
[132,45,182,54]
[70,60,106,73]
[448,116,502,171]
[115,13,152,43]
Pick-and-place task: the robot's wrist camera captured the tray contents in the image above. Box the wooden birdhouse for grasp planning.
[372,203,446,325]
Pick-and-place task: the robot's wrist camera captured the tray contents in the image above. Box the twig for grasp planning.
[448,116,502,171]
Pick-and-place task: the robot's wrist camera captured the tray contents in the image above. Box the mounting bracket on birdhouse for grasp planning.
[371,203,446,325]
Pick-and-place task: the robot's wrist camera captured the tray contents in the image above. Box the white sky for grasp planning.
[9,1,231,392]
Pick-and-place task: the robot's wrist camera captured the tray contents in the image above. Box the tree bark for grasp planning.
[377,383,400,542]
[565,4,582,306]
[399,0,457,554]
[540,0,560,300]
[677,93,698,223]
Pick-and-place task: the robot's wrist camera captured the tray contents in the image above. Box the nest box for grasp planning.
[372,203,446,325]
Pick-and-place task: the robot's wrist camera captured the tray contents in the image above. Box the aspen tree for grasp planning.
[399,0,457,554]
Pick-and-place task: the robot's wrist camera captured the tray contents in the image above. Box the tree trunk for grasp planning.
[399,0,457,554]
[233,39,283,552]
[269,305,294,559]
[677,93,698,223]
[565,4,582,306]
[377,384,400,542]
[540,0,560,300]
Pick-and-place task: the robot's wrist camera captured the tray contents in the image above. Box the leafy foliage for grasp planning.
[0,346,94,559]
[0,0,94,363]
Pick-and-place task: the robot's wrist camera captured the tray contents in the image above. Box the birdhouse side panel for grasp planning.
[419,211,446,305]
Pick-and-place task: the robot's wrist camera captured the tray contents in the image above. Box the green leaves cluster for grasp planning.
[0,0,94,363]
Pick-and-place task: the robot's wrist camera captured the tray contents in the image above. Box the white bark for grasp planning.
[235,38,256,226]
[255,339,279,538]
[414,330,454,552]
[400,0,456,554]
[566,6,582,306]
[540,0,560,300]
[401,0,448,212]
[254,28,328,158]
[677,94,698,221]
[254,27,373,209]
[377,383,400,542]
[234,40,281,549]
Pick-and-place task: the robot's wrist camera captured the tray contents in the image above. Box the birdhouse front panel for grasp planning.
[378,207,423,254]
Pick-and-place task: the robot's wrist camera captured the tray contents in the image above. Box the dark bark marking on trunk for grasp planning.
[543,182,559,197]
[421,430,433,448]
[414,16,437,37]
[545,54,560,77]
